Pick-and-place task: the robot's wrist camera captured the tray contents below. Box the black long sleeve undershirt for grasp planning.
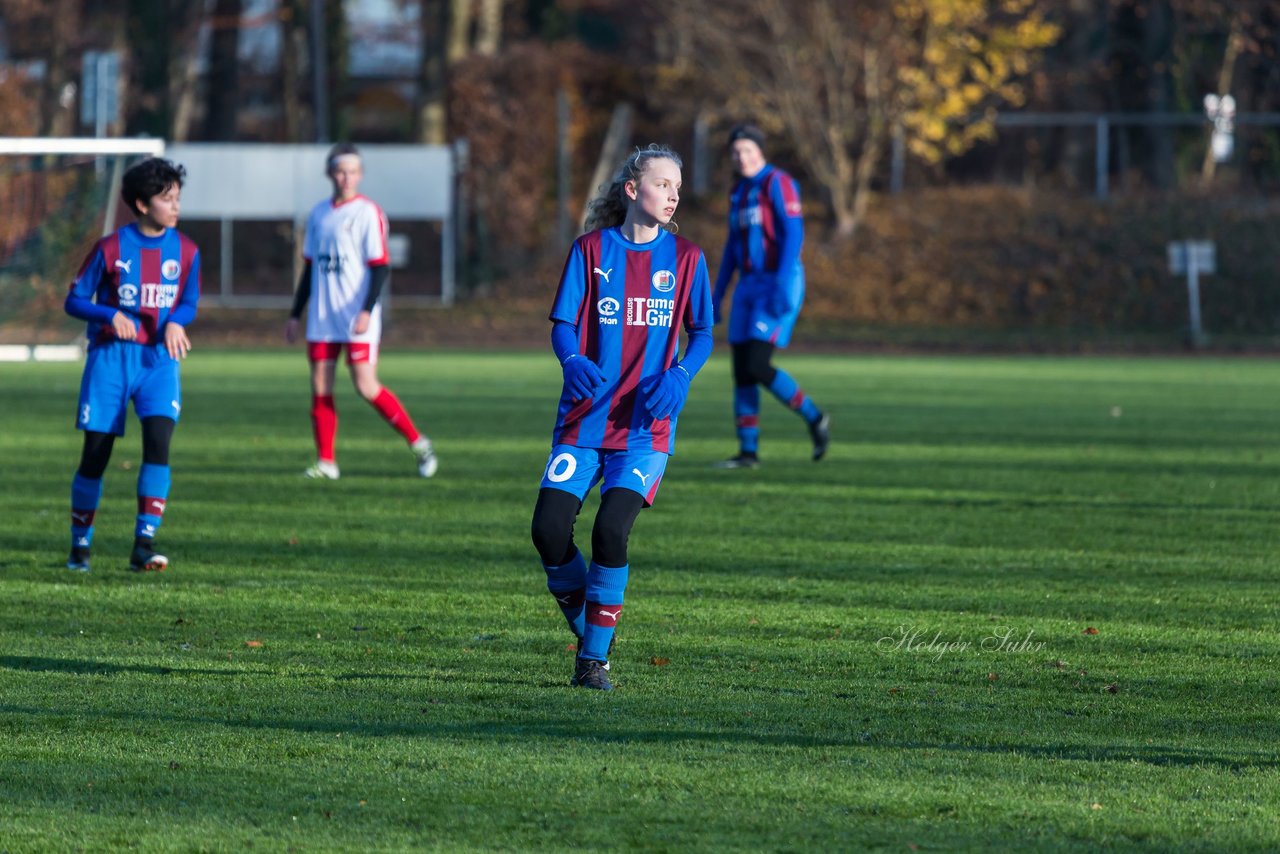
[290,261,389,318]
[288,261,312,319]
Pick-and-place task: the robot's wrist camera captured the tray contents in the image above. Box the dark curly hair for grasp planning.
[121,157,186,216]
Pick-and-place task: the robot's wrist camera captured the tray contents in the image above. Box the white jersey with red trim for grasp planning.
[302,194,389,343]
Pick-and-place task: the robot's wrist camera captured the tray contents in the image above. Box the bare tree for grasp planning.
[669,0,1058,237]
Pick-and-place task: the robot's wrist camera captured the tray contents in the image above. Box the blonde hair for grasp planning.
[583,144,683,234]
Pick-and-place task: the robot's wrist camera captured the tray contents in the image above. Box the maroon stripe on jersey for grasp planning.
[778,172,803,217]
[96,234,124,346]
[138,247,162,344]
[603,247,652,447]
[760,176,779,271]
[586,602,623,627]
[70,508,96,527]
[178,232,199,300]
[369,201,390,265]
[138,496,168,517]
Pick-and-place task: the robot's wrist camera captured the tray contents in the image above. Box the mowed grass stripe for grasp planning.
[1,350,1278,851]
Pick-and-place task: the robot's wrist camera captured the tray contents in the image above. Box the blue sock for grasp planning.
[71,473,103,550]
[135,463,171,541]
[544,549,588,639]
[767,369,821,423]
[733,385,760,455]
[582,562,629,661]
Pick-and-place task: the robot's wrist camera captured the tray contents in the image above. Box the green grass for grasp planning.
[2,350,1278,851]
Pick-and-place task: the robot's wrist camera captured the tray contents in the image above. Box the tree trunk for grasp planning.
[415,0,448,144]
[1200,14,1244,185]
[1143,0,1175,190]
[38,0,76,136]
[204,0,242,140]
[280,0,308,141]
[475,0,501,56]
[169,0,209,141]
[448,0,472,63]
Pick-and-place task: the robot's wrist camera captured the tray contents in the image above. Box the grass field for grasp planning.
[2,349,1278,851]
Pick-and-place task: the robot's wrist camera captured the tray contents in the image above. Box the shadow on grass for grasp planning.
[0,655,246,678]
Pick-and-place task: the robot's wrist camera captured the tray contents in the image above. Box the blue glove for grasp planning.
[641,364,691,420]
[562,354,606,402]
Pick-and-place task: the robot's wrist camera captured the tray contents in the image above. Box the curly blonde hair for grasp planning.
[583,144,683,234]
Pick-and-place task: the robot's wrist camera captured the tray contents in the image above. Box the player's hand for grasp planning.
[562,354,607,402]
[111,311,138,341]
[353,310,372,335]
[713,299,723,326]
[164,323,191,360]
[284,317,300,344]
[641,364,691,420]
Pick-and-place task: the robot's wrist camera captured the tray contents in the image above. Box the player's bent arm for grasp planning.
[677,326,714,378]
[551,320,581,365]
[289,261,313,319]
[361,263,390,312]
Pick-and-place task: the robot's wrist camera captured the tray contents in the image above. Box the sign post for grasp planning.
[1167,240,1215,349]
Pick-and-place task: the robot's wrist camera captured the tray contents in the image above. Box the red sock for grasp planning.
[310,394,337,462]
[370,388,421,443]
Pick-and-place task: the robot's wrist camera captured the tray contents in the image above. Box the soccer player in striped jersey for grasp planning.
[530,144,714,690]
[285,143,437,480]
[64,157,200,572]
[712,123,829,468]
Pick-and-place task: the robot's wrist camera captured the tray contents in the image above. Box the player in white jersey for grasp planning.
[285,143,437,480]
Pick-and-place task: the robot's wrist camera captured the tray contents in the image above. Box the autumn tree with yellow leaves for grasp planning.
[667,0,1059,237]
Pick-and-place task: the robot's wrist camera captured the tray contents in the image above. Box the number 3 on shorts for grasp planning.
[545,451,577,483]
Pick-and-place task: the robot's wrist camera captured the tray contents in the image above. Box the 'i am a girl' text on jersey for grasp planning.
[549,227,713,454]
[65,223,201,348]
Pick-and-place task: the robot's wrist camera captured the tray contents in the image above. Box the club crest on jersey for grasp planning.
[117,283,139,307]
[597,297,620,325]
[651,270,676,293]
[161,259,181,280]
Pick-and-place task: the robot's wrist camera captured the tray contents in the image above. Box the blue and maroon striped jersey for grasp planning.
[549,227,713,454]
[65,223,201,349]
[714,163,804,294]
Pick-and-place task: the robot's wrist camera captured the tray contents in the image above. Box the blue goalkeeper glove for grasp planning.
[641,364,692,420]
[562,354,607,402]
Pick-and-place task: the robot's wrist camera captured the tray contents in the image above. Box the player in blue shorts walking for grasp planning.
[530,144,714,690]
[63,157,201,573]
[712,123,829,468]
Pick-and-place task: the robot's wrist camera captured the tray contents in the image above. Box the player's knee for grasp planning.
[531,489,580,566]
[746,341,776,386]
[141,416,175,465]
[592,490,644,567]
[77,431,115,479]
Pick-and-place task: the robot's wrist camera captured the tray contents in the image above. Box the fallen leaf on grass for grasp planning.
[1083,627,1100,635]
[1047,660,1069,669]
[245,640,262,648]
[1103,683,1119,694]
[1091,803,1103,810]
[168,761,180,770]
[288,536,299,546]
[987,672,999,681]
[888,686,904,695]
[650,657,671,667]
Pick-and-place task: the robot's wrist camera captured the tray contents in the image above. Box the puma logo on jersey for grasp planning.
[115,258,132,274]
[596,608,621,621]
[632,468,651,486]
[593,267,613,283]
